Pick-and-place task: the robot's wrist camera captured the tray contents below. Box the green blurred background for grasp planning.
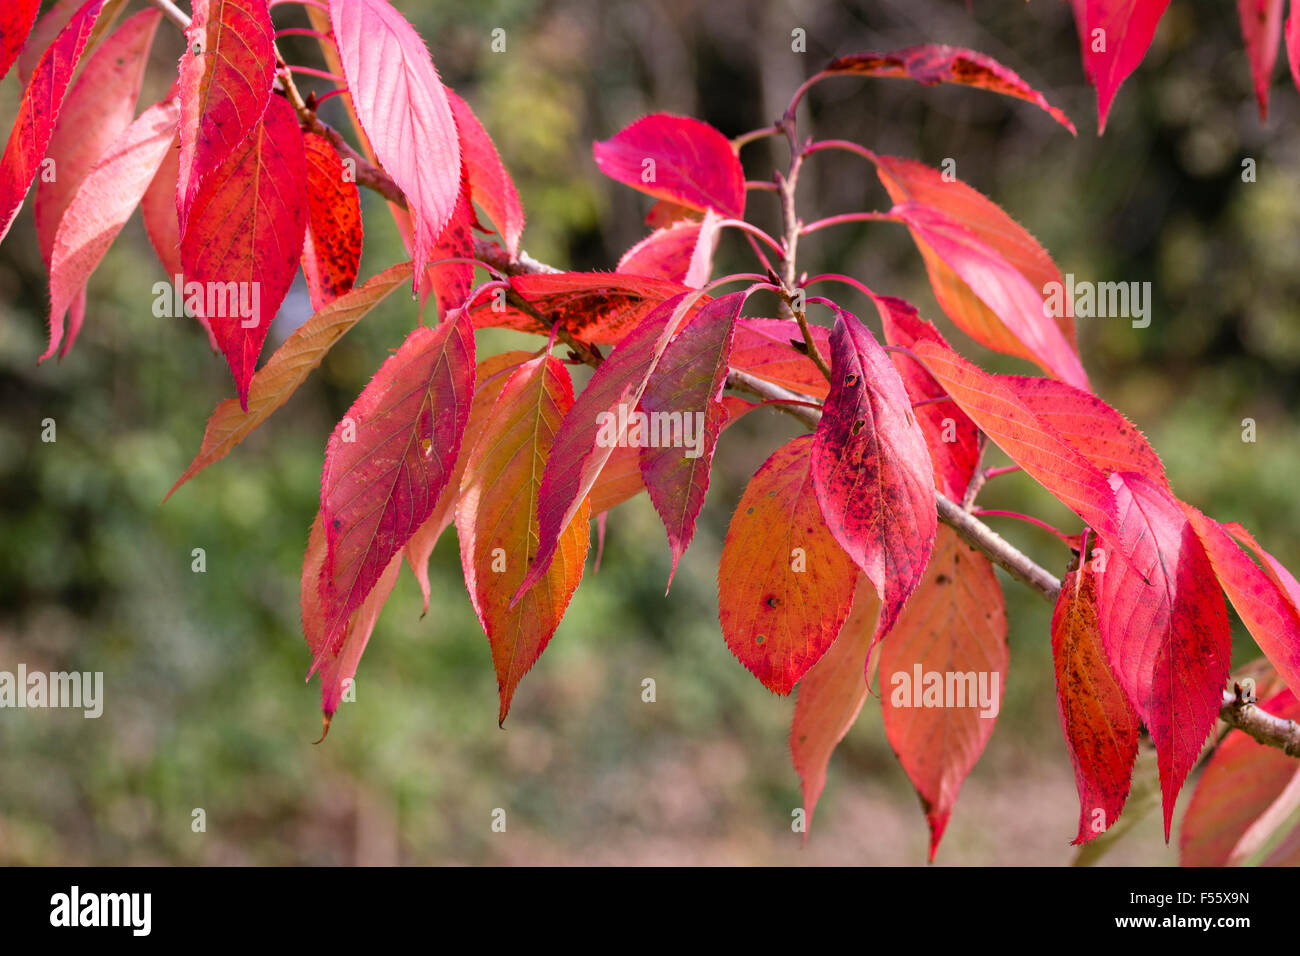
[2,0,1298,865]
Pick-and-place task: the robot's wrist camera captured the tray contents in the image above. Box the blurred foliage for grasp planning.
[1,0,1297,864]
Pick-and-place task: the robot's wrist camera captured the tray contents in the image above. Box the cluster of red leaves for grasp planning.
[1068,0,1300,130]
[3,0,1298,862]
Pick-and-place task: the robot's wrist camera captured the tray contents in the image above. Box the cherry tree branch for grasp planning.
[147,0,1299,758]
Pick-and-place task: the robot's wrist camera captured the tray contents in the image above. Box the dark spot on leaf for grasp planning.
[936,573,950,584]
[845,373,859,387]
[765,594,780,609]
[756,634,766,645]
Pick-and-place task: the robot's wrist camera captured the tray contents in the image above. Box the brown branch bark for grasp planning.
[148,0,1300,759]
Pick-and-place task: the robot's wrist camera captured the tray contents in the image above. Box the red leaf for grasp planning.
[403,350,534,614]
[302,511,401,728]
[423,173,475,318]
[1239,0,1285,120]
[824,45,1075,134]
[472,271,701,345]
[16,0,78,87]
[37,9,160,358]
[457,355,590,723]
[0,0,108,247]
[876,297,980,501]
[730,318,830,400]
[330,0,460,285]
[317,308,475,660]
[911,338,1117,538]
[639,291,745,583]
[1288,0,1300,93]
[891,201,1089,389]
[0,0,41,83]
[1095,472,1231,839]
[811,308,936,639]
[1180,511,1300,696]
[1051,560,1140,845]
[176,0,275,227]
[879,525,1008,860]
[1071,0,1171,133]
[49,96,179,359]
[873,152,1078,357]
[593,113,745,218]
[515,291,704,601]
[446,88,523,258]
[617,219,705,285]
[718,434,860,695]
[1180,688,1300,866]
[180,95,308,409]
[1001,375,1167,487]
[166,263,414,500]
[301,131,362,311]
[790,576,881,833]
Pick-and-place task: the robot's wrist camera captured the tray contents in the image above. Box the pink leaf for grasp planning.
[1288,0,1300,93]
[329,0,460,285]
[0,0,108,247]
[891,201,1090,389]
[36,9,160,359]
[179,95,307,409]
[730,317,831,400]
[823,44,1075,134]
[48,97,179,355]
[811,308,937,639]
[318,308,476,660]
[593,113,745,218]
[639,291,746,584]
[1095,472,1231,840]
[1071,0,1171,134]
[176,0,275,228]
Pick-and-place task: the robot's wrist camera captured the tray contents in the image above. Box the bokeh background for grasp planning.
[2,0,1298,865]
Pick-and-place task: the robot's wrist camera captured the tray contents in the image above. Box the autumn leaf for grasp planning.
[471,271,702,345]
[1181,688,1300,865]
[404,350,535,614]
[0,0,41,82]
[329,0,460,285]
[1071,0,1171,133]
[176,0,275,227]
[514,291,703,600]
[891,201,1089,389]
[790,576,881,834]
[639,291,745,584]
[618,219,709,285]
[457,355,590,723]
[876,296,980,502]
[423,172,475,319]
[36,8,160,352]
[301,131,363,311]
[1238,0,1285,120]
[730,318,830,400]
[1051,559,1140,845]
[1180,509,1300,696]
[180,95,308,409]
[48,97,179,361]
[0,0,109,247]
[166,263,414,500]
[1095,471,1231,840]
[873,152,1078,357]
[1002,375,1167,487]
[593,113,745,218]
[446,88,524,258]
[302,512,402,732]
[912,338,1117,538]
[879,525,1008,860]
[811,308,936,640]
[718,435,860,695]
[316,307,475,661]
[823,44,1075,134]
